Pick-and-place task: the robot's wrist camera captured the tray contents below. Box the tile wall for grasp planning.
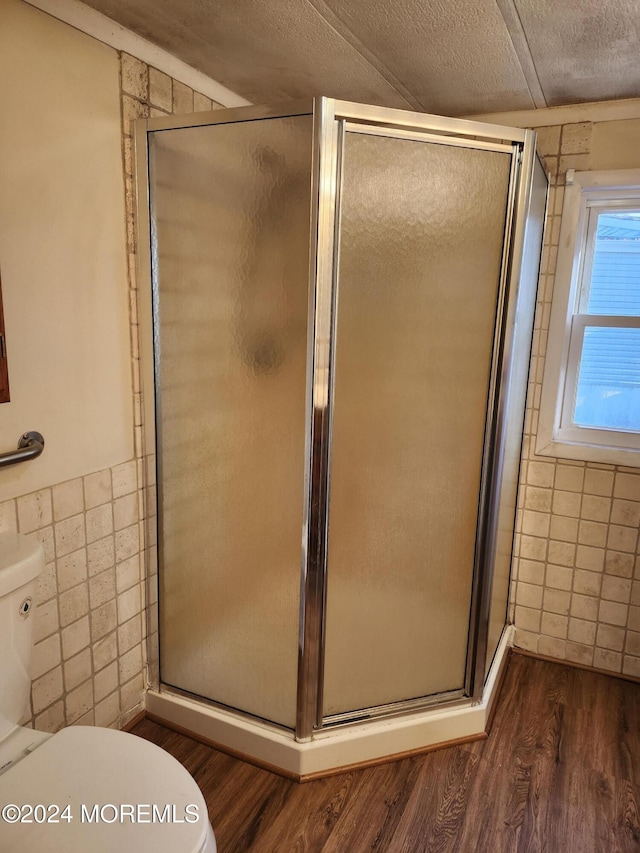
[1,461,144,730]
[512,120,640,678]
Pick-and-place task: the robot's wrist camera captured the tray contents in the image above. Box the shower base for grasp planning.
[145,626,514,780]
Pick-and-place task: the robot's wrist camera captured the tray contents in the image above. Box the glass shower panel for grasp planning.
[323,130,512,717]
[149,115,313,729]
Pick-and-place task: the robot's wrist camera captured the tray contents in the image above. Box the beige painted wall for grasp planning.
[590,118,640,171]
[0,0,133,501]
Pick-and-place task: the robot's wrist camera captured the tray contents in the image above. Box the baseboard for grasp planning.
[144,712,300,781]
[142,711,488,783]
[485,646,513,733]
[297,732,487,782]
[511,647,640,685]
[122,709,146,732]
[140,626,514,779]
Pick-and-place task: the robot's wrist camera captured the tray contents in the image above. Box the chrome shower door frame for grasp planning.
[297,100,538,739]
[134,100,318,730]
[134,98,540,744]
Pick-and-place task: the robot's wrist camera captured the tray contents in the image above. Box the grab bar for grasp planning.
[0,431,45,469]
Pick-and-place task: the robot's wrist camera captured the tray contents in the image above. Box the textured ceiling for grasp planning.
[80,0,640,115]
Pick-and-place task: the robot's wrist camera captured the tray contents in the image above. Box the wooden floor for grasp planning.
[132,652,640,852]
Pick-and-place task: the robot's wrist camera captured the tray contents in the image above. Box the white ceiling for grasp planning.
[80,0,640,116]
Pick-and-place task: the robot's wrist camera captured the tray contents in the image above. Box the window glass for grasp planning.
[571,207,640,434]
[574,326,640,431]
[586,210,640,316]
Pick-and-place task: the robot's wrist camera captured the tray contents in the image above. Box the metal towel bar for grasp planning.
[0,431,45,469]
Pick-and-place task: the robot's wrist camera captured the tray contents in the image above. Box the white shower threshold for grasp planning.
[145,625,514,780]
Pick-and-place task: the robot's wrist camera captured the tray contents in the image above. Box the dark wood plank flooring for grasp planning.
[132,652,640,851]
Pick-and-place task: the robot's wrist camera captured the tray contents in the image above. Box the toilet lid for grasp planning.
[0,726,210,853]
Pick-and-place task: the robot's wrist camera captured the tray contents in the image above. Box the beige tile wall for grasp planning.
[118,51,222,453]
[1,461,144,730]
[512,120,640,679]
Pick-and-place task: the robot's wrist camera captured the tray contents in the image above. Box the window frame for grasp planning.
[537,168,640,466]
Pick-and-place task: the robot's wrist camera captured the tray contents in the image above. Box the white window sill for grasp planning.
[535,434,640,468]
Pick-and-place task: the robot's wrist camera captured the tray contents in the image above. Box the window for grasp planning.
[537,169,640,466]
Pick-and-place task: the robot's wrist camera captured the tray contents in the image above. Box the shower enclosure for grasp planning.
[136,98,547,756]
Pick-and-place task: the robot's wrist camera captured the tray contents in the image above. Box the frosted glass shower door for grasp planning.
[322,129,513,718]
[149,115,313,729]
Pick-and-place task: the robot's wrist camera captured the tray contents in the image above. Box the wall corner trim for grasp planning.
[22,0,251,109]
[464,97,640,129]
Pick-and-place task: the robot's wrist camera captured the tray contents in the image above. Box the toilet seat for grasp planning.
[0,726,215,852]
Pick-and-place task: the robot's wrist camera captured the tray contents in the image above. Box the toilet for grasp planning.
[0,532,217,853]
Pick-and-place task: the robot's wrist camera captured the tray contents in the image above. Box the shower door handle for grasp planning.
[0,431,45,468]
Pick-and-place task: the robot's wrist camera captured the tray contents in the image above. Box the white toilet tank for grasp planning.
[0,533,45,738]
